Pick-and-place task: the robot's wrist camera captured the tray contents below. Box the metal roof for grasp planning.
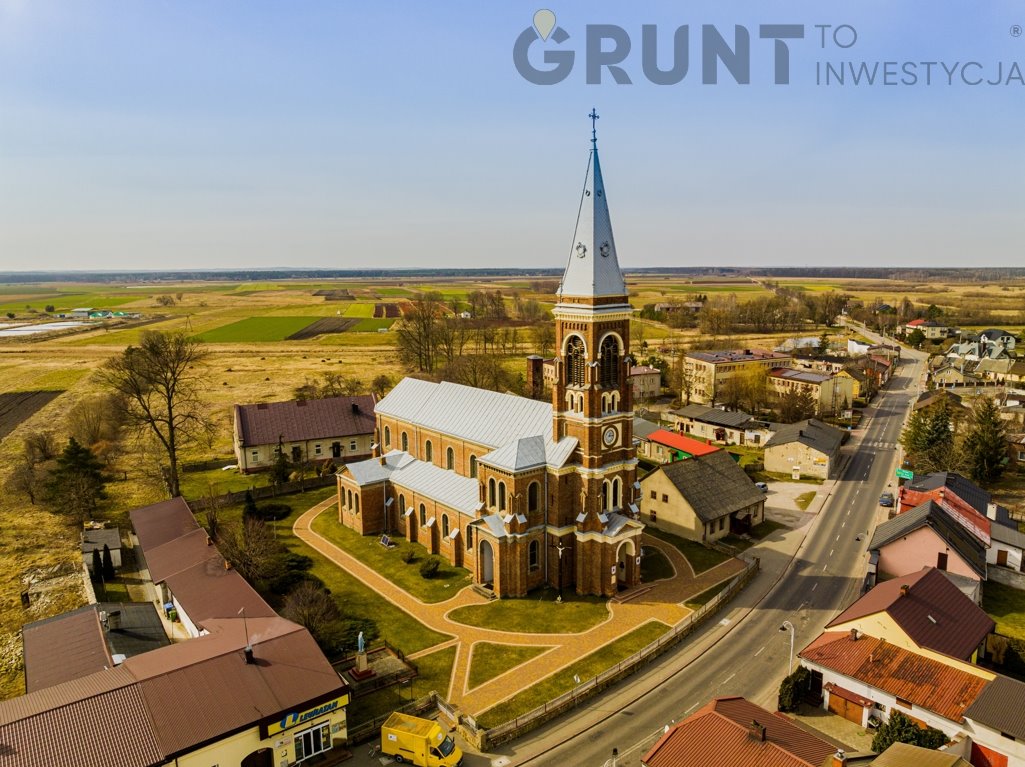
[827,566,994,661]
[144,527,220,584]
[556,142,628,300]
[129,497,199,552]
[647,430,720,457]
[869,500,987,577]
[344,449,416,485]
[908,472,991,516]
[234,394,376,446]
[672,404,754,429]
[375,379,576,467]
[964,674,1025,740]
[389,459,481,514]
[799,632,989,723]
[871,742,970,766]
[479,435,548,472]
[764,419,844,456]
[80,527,121,554]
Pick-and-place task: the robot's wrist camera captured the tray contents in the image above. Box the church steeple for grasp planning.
[557,109,628,302]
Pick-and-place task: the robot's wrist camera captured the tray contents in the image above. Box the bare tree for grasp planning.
[395,293,443,373]
[371,374,393,398]
[97,330,211,498]
[23,430,59,464]
[533,323,555,357]
[218,517,281,583]
[67,393,125,448]
[4,452,42,505]
[282,580,340,639]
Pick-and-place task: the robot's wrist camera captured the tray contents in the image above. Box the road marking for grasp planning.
[754,646,765,657]
[722,673,736,684]
[841,520,846,528]
[811,583,818,591]
[684,702,699,714]
[829,549,834,557]
[835,535,840,541]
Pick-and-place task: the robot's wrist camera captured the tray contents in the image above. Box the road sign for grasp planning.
[896,468,914,480]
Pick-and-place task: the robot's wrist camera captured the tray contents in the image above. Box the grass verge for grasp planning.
[351,646,457,725]
[447,589,608,634]
[640,545,674,582]
[795,491,817,511]
[643,527,731,573]
[310,513,471,603]
[476,621,669,728]
[468,643,548,691]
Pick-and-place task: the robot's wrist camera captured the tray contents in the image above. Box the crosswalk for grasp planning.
[862,440,896,450]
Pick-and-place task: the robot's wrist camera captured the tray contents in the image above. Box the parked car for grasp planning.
[879,492,894,507]
[755,482,768,492]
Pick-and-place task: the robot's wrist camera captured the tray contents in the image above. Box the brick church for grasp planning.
[336,120,644,598]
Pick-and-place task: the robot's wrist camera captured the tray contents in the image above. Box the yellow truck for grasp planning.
[380,712,463,766]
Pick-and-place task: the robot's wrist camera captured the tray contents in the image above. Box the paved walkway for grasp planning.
[294,501,746,715]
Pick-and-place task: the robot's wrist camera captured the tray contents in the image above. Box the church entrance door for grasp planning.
[479,540,494,586]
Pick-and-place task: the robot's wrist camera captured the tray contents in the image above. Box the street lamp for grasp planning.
[779,621,795,676]
[555,540,566,603]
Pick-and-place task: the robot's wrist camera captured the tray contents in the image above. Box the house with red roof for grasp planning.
[641,696,838,767]
[639,428,720,464]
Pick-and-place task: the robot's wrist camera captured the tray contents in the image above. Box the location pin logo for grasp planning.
[533,9,556,41]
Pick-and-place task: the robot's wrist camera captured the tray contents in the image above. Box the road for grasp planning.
[502,336,928,767]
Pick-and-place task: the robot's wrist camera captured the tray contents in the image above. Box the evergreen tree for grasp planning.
[243,489,258,518]
[964,397,1008,485]
[91,549,102,580]
[270,450,291,486]
[101,544,116,580]
[45,437,107,522]
[871,711,947,752]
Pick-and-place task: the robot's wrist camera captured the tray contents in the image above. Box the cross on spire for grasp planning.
[589,108,599,147]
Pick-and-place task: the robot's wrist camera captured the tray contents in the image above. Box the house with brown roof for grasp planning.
[798,630,993,738]
[641,696,837,767]
[825,567,994,665]
[233,394,376,473]
[1,498,350,767]
[629,364,661,400]
[640,450,765,542]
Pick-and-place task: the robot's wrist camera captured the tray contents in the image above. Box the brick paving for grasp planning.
[294,499,748,715]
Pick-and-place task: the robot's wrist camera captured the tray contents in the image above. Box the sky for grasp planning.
[0,1,1023,272]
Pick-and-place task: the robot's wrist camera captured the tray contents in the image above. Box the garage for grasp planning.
[825,683,871,725]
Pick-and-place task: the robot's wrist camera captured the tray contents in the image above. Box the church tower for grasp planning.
[551,111,640,596]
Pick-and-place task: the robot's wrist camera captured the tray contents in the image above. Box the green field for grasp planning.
[197,316,316,342]
[352,318,395,332]
[343,303,379,318]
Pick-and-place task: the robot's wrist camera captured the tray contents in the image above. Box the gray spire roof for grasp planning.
[557,137,627,300]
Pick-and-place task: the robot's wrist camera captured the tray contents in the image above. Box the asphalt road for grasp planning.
[509,343,929,767]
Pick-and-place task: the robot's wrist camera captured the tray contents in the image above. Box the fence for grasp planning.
[345,692,437,745]
[473,558,759,750]
[189,475,336,511]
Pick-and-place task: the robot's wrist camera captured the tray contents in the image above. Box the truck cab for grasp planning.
[381,712,463,767]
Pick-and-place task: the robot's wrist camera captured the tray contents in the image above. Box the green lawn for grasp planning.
[468,643,548,691]
[179,465,270,500]
[983,580,1025,640]
[447,589,608,634]
[795,491,818,511]
[310,513,471,603]
[476,621,669,728]
[684,584,722,610]
[343,303,379,318]
[196,316,317,342]
[640,545,674,582]
[351,318,395,332]
[95,579,131,602]
[643,527,731,573]
[350,646,457,725]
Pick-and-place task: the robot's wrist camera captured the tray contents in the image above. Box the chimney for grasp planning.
[351,402,359,414]
[832,749,847,767]
[849,628,858,641]
[987,502,998,520]
[748,720,766,742]
[224,559,232,570]
[244,645,254,665]
[206,535,213,546]
[900,584,909,597]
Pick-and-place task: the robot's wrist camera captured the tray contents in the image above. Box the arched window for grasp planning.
[528,481,540,513]
[612,477,621,510]
[529,540,539,570]
[610,392,620,412]
[355,494,360,513]
[347,489,353,509]
[419,504,426,526]
[488,478,496,507]
[600,335,620,388]
[399,493,405,514]
[466,525,473,551]
[469,455,478,478]
[401,432,408,452]
[498,482,507,512]
[384,426,391,447]
[425,440,433,463]
[566,336,586,387]
[442,515,449,537]
[446,447,454,470]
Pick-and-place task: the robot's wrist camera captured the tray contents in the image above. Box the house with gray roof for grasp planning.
[233,394,376,473]
[664,404,775,447]
[764,419,845,480]
[868,500,987,586]
[639,451,765,543]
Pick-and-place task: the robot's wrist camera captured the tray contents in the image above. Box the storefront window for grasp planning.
[294,722,332,762]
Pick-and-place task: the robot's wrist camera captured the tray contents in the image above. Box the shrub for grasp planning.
[401,548,417,564]
[44,304,55,313]
[252,502,292,521]
[777,666,810,712]
[872,711,948,752]
[419,556,441,579]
